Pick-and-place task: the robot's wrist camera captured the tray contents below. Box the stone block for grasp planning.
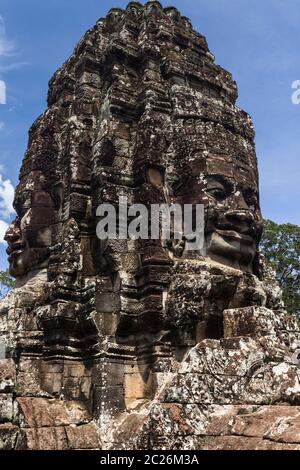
[0,394,13,423]
[231,406,300,442]
[17,398,90,428]
[0,359,16,392]
[93,385,125,417]
[223,307,282,338]
[0,423,19,450]
[92,361,125,387]
[65,423,101,449]
[20,426,68,450]
[17,359,51,397]
[124,372,148,401]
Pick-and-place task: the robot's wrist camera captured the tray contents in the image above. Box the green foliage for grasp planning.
[260,220,300,315]
[0,270,15,299]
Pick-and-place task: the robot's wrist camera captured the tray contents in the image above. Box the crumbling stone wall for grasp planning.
[110,306,300,450]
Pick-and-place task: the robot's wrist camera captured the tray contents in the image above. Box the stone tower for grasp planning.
[0,2,300,450]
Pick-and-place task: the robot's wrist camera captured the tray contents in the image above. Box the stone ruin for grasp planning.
[0,1,300,451]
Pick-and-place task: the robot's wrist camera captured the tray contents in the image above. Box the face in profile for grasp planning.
[5,171,60,280]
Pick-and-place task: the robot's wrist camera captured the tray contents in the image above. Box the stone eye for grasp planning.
[15,191,31,216]
[207,187,227,201]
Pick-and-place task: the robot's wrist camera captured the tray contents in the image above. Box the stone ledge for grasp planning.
[17,397,91,428]
[232,406,300,443]
[223,307,298,339]
[197,436,300,451]
[16,422,101,450]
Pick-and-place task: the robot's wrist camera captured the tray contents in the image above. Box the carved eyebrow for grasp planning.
[207,175,235,189]
[207,180,225,190]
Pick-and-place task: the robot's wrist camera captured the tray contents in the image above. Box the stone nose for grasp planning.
[233,191,249,211]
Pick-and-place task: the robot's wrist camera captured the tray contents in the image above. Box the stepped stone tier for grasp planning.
[0,1,300,450]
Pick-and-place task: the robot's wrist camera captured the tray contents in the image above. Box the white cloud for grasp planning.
[0,121,4,131]
[0,173,14,219]
[0,15,27,93]
[0,15,15,57]
[0,219,8,244]
[0,62,28,73]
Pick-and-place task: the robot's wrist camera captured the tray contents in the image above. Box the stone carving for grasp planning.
[5,171,61,283]
[0,2,299,450]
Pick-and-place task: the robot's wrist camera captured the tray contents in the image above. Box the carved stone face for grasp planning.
[5,171,59,279]
[169,137,263,273]
[204,161,263,272]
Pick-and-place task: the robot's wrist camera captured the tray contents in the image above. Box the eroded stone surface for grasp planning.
[0,2,299,450]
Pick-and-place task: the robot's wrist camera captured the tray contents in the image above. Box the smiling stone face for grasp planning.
[202,131,263,272]
[205,172,263,272]
[168,118,263,272]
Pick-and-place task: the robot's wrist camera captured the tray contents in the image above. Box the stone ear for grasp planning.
[51,184,63,210]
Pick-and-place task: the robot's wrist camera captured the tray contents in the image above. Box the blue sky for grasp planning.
[0,0,299,270]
